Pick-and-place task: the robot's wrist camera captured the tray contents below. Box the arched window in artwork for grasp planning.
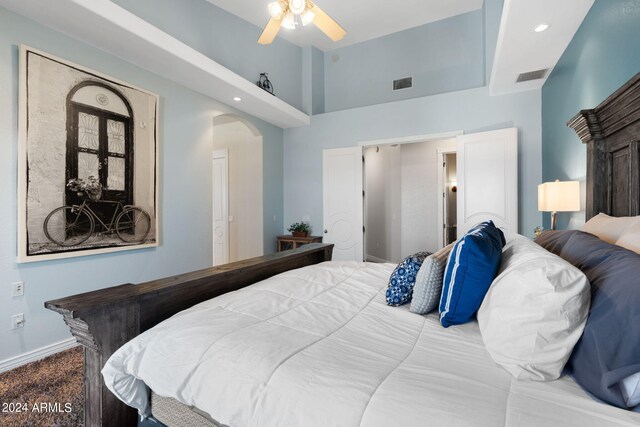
[66,82,134,222]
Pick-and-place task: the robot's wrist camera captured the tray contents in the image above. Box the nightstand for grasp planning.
[276,235,323,252]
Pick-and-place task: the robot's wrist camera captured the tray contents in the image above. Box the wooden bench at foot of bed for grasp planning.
[45,243,334,427]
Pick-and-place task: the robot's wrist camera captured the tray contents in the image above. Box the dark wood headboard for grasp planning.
[568,72,640,221]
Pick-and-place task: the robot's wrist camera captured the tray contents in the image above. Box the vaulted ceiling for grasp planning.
[205,0,484,51]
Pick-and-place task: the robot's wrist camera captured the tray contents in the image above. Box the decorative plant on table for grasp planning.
[67,176,103,201]
[288,221,311,237]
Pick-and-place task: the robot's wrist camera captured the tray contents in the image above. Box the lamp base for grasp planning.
[551,211,557,230]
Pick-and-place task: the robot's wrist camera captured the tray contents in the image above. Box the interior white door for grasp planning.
[323,147,364,261]
[212,149,229,266]
[457,128,518,236]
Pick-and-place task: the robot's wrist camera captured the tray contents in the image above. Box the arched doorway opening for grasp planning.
[212,114,264,265]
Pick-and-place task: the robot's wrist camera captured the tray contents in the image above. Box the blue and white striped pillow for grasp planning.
[439,221,505,327]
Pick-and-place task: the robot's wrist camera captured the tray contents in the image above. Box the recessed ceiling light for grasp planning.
[233,97,242,102]
[534,23,549,33]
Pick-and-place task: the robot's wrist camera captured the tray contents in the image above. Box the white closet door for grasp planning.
[323,147,364,261]
[212,149,229,266]
[457,128,518,236]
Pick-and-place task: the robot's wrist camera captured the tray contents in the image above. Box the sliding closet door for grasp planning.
[457,128,518,236]
[323,147,364,261]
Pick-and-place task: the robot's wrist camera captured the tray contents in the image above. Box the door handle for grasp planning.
[324,229,328,234]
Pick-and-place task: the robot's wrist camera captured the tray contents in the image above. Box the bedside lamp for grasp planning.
[538,180,580,230]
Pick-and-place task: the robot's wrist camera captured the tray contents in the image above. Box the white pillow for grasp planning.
[478,235,590,381]
[621,372,640,408]
[581,213,639,244]
[615,220,640,255]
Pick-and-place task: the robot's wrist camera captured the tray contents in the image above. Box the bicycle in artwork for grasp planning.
[43,176,151,247]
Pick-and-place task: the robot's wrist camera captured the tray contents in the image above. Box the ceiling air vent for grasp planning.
[516,69,549,83]
[393,77,413,90]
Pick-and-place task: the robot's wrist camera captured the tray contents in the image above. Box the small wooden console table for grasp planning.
[277,235,322,252]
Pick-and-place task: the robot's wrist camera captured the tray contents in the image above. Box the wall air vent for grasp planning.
[516,69,549,83]
[393,77,413,90]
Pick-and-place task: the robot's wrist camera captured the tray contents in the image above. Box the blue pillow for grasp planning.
[439,221,505,327]
[386,252,431,306]
[539,231,640,409]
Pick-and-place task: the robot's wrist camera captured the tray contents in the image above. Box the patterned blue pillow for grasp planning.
[386,252,431,306]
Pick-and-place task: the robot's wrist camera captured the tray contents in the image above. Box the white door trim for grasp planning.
[358,130,463,147]
[437,148,457,249]
[213,149,229,266]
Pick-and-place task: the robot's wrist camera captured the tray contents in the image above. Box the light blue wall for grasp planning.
[312,47,325,115]
[323,10,485,113]
[484,0,504,84]
[302,46,325,115]
[0,7,284,361]
[112,0,303,110]
[284,86,542,240]
[541,0,640,230]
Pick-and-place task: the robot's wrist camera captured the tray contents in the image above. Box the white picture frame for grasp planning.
[17,46,160,263]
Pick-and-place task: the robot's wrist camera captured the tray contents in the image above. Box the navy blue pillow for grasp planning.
[439,221,505,328]
[534,229,581,256]
[538,231,640,409]
[386,252,430,306]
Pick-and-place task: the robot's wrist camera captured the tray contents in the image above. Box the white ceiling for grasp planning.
[206,0,484,51]
[0,0,309,128]
[489,0,594,95]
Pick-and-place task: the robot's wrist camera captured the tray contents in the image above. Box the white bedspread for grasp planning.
[103,261,640,427]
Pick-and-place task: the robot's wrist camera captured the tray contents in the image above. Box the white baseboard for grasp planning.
[366,254,393,264]
[0,338,78,374]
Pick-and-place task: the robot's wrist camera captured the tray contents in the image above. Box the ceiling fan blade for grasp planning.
[310,4,346,42]
[258,17,283,44]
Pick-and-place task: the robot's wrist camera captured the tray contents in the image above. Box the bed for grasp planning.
[45,73,640,427]
[102,255,640,427]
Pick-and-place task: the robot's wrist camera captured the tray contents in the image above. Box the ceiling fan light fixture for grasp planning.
[258,0,345,45]
[301,9,315,26]
[288,0,306,15]
[281,12,296,30]
[268,1,284,19]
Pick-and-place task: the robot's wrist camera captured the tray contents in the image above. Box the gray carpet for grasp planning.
[0,345,172,427]
[0,346,84,426]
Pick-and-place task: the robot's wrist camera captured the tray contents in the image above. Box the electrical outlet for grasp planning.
[12,313,25,330]
[12,281,24,297]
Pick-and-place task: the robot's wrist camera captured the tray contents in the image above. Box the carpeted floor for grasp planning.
[0,346,84,427]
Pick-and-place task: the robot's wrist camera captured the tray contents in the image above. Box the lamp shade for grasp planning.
[538,180,580,212]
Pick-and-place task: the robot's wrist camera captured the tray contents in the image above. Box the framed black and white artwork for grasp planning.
[17,46,159,262]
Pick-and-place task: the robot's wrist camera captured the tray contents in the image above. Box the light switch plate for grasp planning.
[12,313,25,330]
[12,282,24,297]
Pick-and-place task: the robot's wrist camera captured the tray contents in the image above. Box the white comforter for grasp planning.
[103,261,640,427]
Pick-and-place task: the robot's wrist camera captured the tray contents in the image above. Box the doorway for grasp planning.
[441,152,458,247]
[211,115,264,266]
[363,138,456,263]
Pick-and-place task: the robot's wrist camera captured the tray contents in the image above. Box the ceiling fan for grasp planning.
[258,0,346,45]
